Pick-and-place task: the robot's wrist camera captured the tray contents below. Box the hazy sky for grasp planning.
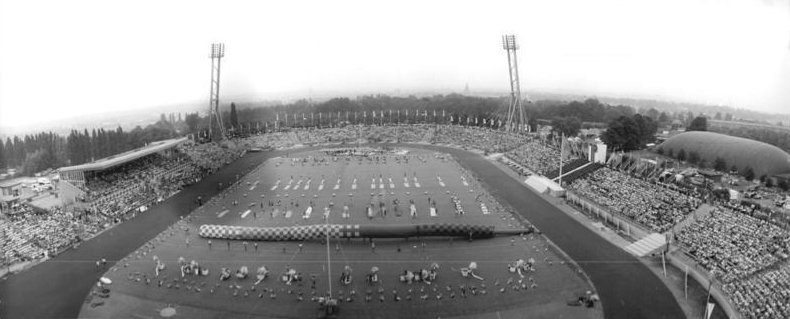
[1,0,789,129]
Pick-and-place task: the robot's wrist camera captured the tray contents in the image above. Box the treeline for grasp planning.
[528,99,639,125]
[710,125,790,154]
[0,120,181,176]
[227,94,507,128]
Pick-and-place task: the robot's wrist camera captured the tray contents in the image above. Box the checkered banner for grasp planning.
[199,224,360,241]
[199,223,509,241]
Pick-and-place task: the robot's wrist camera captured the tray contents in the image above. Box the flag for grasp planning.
[442,109,445,118]
[704,303,715,319]
[475,117,478,125]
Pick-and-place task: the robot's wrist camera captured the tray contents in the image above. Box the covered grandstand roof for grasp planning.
[59,137,187,173]
[658,131,790,178]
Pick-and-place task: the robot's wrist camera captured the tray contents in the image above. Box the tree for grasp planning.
[676,149,686,161]
[766,178,774,188]
[687,116,708,131]
[230,102,239,130]
[714,157,727,172]
[646,108,660,121]
[724,113,733,121]
[632,114,657,144]
[0,139,5,169]
[601,116,641,151]
[714,112,722,120]
[551,116,581,137]
[743,167,755,181]
[658,112,670,124]
[185,113,200,135]
[778,179,789,191]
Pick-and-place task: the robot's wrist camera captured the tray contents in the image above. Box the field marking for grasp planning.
[285,210,293,218]
[241,209,251,219]
[217,210,229,218]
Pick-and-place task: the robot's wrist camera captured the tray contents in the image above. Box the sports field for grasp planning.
[79,148,600,319]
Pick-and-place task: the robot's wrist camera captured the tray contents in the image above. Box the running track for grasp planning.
[0,145,685,319]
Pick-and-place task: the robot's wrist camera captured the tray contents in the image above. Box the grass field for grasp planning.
[79,147,600,319]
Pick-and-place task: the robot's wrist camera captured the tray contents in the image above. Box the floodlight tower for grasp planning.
[208,43,227,139]
[502,35,527,132]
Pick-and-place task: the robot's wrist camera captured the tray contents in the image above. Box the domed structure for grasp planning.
[659,131,790,178]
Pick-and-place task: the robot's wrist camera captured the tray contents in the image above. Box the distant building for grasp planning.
[0,179,24,214]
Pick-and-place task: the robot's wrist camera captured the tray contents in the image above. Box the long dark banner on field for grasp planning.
[199,223,532,241]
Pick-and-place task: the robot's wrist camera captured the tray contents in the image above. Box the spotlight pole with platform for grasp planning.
[207,43,227,140]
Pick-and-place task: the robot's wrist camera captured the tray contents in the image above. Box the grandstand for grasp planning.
[59,138,188,189]
[57,138,199,218]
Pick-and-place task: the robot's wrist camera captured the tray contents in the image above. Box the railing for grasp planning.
[565,191,653,240]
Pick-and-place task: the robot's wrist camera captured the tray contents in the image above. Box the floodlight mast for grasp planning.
[502,35,527,133]
[208,43,227,140]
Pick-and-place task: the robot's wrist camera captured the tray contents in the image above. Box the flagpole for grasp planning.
[325,209,332,301]
[559,132,564,187]
[684,266,688,299]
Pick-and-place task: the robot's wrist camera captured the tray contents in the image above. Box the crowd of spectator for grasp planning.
[1,140,247,269]
[675,207,789,283]
[430,125,524,153]
[723,264,790,319]
[505,139,574,176]
[568,167,701,233]
[1,205,103,268]
[672,205,790,319]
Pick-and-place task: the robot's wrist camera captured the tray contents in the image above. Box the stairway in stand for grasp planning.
[624,233,666,257]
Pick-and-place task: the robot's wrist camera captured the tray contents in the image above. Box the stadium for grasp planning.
[1,25,788,319]
[4,124,708,319]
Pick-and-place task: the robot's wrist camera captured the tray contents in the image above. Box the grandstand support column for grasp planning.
[207,43,227,140]
[502,35,527,133]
